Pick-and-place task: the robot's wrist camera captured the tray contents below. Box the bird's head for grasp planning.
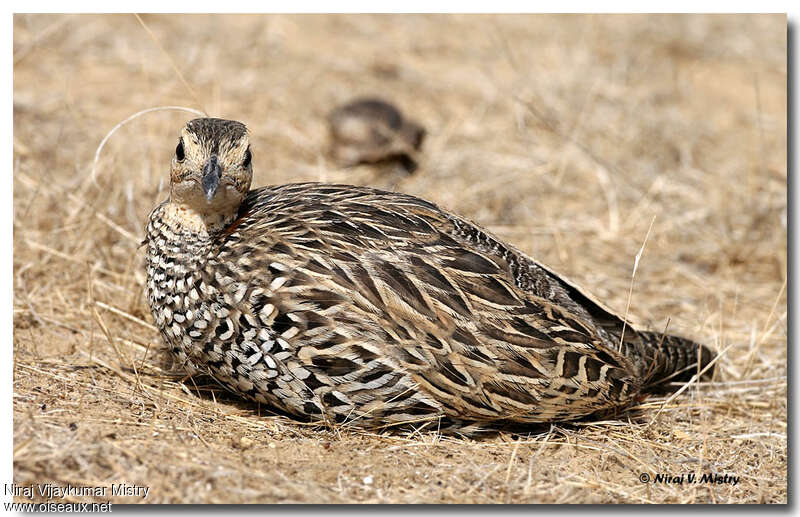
[169,118,252,224]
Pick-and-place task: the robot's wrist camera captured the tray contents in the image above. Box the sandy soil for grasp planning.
[12,14,786,503]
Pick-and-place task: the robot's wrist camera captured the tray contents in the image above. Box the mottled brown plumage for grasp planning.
[328,97,425,173]
[145,118,715,433]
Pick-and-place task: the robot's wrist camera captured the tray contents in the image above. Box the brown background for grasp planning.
[13,14,786,503]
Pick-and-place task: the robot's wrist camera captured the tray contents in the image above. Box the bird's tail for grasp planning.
[634,331,716,391]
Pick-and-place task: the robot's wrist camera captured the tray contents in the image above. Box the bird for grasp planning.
[144,117,715,433]
[327,97,426,173]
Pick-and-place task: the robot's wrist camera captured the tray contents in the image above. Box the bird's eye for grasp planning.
[176,139,185,162]
[243,147,252,168]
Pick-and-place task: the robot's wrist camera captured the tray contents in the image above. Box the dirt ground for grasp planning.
[12,14,786,504]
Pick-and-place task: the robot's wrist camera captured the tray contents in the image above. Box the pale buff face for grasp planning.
[169,118,253,218]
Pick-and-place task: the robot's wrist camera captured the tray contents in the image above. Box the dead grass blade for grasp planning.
[90,106,206,187]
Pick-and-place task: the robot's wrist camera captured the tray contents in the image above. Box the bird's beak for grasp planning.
[201,155,222,202]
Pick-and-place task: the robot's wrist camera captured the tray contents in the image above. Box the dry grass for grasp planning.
[12,14,786,504]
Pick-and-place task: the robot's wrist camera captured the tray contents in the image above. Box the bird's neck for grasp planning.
[160,201,238,236]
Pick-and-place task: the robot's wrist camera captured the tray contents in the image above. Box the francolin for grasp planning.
[145,118,715,433]
[327,97,425,173]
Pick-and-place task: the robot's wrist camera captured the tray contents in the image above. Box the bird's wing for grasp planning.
[226,183,641,423]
